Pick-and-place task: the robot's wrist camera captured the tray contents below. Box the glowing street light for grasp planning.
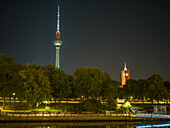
[13,93,16,111]
[45,101,48,106]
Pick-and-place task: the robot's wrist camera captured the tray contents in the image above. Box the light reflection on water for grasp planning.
[0,122,132,128]
[0,122,169,128]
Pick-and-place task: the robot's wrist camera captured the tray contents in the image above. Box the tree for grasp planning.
[122,101,132,113]
[83,99,104,113]
[164,81,170,93]
[73,67,103,99]
[0,53,23,109]
[0,53,16,64]
[18,64,51,109]
[123,79,137,100]
[164,81,170,103]
[134,79,146,103]
[66,74,74,99]
[44,64,72,102]
[73,67,110,99]
[73,67,119,111]
[100,73,119,100]
[145,74,167,104]
[118,86,126,99]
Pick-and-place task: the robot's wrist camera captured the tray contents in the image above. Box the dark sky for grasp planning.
[1,0,170,81]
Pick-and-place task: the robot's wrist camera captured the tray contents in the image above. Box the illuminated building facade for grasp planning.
[53,6,62,68]
[121,63,130,87]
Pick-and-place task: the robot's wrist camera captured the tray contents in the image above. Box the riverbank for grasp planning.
[1,106,170,123]
[0,115,169,123]
[0,121,167,127]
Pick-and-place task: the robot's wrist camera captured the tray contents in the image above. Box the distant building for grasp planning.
[121,63,130,87]
[153,105,167,113]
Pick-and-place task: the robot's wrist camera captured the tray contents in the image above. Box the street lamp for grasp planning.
[45,101,48,106]
[13,93,16,111]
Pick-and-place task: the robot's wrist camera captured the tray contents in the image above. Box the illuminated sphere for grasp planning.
[54,38,62,46]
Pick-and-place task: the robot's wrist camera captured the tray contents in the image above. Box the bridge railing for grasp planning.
[135,113,170,118]
[1,111,132,117]
[1,108,170,118]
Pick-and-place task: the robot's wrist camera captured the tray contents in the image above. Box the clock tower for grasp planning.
[121,63,130,87]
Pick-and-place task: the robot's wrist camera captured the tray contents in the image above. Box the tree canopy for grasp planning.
[18,64,51,108]
[44,64,72,101]
[0,53,169,110]
[73,67,119,100]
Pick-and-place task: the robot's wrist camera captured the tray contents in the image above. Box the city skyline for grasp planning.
[0,0,170,81]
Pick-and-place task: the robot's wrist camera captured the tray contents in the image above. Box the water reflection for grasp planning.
[0,121,169,128]
[0,122,132,128]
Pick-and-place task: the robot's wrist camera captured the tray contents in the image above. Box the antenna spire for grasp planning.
[57,6,60,32]
[124,63,127,70]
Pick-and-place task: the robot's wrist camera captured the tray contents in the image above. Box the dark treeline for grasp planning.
[119,75,170,104]
[0,53,119,111]
[0,53,169,111]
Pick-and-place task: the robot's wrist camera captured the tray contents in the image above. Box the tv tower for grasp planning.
[54,6,62,68]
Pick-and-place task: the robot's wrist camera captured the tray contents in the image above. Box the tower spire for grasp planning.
[124,63,127,70]
[57,6,60,32]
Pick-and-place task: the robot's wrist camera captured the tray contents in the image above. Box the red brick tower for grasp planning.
[121,63,130,87]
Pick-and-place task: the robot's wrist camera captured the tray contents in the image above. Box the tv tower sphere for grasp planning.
[54,38,62,46]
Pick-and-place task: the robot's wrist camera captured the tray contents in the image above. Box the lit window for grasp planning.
[126,73,128,76]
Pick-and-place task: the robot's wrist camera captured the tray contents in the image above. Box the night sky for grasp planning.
[1,0,170,81]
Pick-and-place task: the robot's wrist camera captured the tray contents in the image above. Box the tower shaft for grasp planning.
[56,46,60,68]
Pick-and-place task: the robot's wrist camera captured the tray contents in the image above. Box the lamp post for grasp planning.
[13,93,15,111]
[45,101,48,107]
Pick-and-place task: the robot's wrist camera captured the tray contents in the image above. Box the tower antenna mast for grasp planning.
[57,6,60,32]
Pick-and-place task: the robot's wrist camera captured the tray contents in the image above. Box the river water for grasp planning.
[0,121,170,128]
